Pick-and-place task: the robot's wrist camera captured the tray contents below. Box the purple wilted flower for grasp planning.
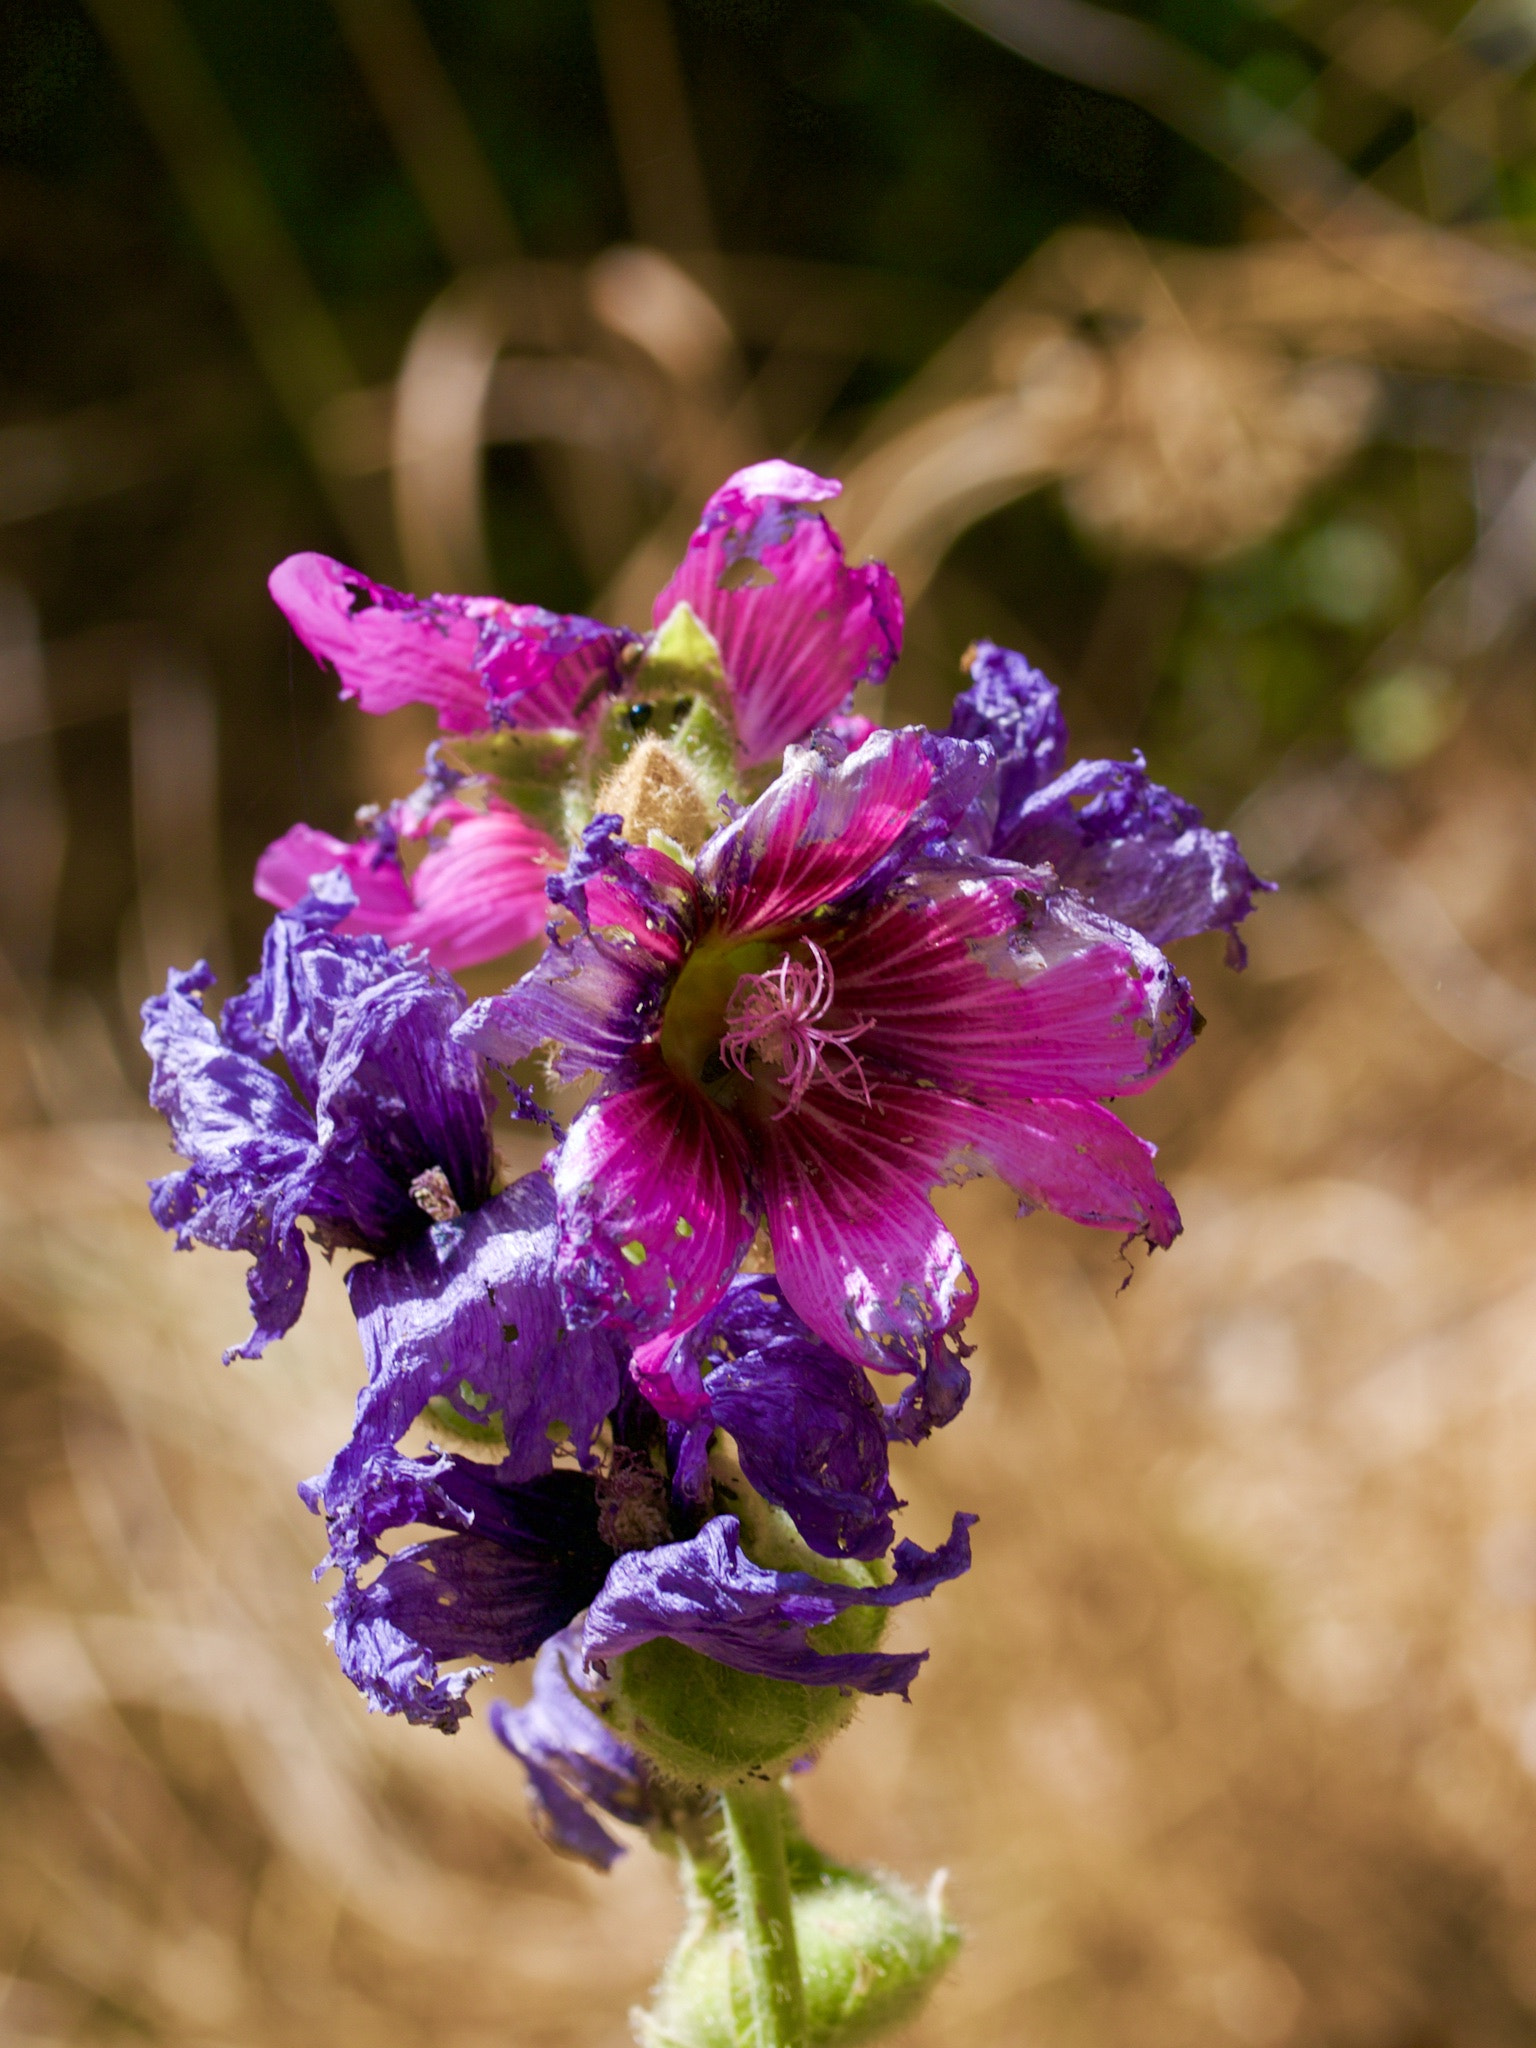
[142,869,602,1434]
[456,725,1194,1403]
[268,462,900,772]
[305,1269,970,1730]
[143,872,499,1359]
[950,641,1272,967]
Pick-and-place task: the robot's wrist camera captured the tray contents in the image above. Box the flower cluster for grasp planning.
[143,461,1265,1895]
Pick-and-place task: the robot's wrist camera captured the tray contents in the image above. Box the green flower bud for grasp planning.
[637,1862,960,2048]
[601,1475,888,1788]
[602,1604,884,1788]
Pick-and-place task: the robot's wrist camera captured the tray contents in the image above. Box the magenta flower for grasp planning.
[255,796,559,974]
[259,462,900,971]
[268,460,900,770]
[457,726,1194,1411]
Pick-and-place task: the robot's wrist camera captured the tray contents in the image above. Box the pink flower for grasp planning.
[455,728,1192,1411]
[267,462,901,772]
[255,796,559,974]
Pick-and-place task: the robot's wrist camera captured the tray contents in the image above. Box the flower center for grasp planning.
[720,940,871,1117]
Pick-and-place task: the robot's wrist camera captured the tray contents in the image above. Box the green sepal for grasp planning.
[638,1819,961,2048]
[442,728,587,841]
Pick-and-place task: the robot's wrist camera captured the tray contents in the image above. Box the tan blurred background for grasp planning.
[9,0,1536,2042]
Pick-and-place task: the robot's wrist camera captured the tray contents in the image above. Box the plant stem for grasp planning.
[719,1782,807,2048]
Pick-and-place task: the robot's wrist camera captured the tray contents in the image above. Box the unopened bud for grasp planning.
[637,1865,960,2048]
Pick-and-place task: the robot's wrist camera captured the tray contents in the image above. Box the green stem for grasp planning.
[719,1782,807,2048]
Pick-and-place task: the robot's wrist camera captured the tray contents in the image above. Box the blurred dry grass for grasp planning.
[8,690,1536,2045]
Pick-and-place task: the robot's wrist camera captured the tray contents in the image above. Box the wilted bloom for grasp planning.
[141,872,621,1455]
[488,1624,655,1870]
[457,724,1197,1404]
[258,463,902,969]
[950,640,1271,966]
[305,1267,971,1732]
[143,872,499,1358]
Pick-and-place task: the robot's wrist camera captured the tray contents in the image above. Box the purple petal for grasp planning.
[583,1511,976,1699]
[823,863,1194,1101]
[488,1623,652,1870]
[143,887,500,1358]
[219,872,399,1105]
[306,959,495,1251]
[314,1176,623,1544]
[881,1332,973,1446]
[994,754,1273,955]
[142,961,319,1361]
[670,1276,901,1560]
[757,1075,978,1372]
[654,464,902,767]
[325,1465,612,1728]
[269,553,637,733]
[552,1047,757,1339]
[947,640,1068,829]
[473,605,640,729]
[454,821,693,1085]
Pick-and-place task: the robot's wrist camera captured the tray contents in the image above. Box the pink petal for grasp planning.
[653,465,902,767]
[583,843,699,967]
[268,554,487,731]
[957,1094,1181,1249]
[403,803,561,971]
[254,825,416,941]
[697,728,935,938]
[823,867,1194,1101]
[629,1328,710,1424]
[255,807,560,973]
[552,1046,757,1339]
[756,1077,978,1372]
[269,554,635,734]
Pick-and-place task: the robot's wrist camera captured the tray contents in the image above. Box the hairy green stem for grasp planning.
[719,1783,807,2048]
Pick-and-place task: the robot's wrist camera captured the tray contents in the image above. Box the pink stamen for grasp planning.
[720,940,872,1117]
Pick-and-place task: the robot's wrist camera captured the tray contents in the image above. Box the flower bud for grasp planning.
[637,1864,960,2048]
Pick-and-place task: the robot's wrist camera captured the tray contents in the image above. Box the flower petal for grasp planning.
[309,1176,624,1566]
[269,552,637,733]
[402,802,560,970]
[947,640,1068,831]
[306,957,496,1251]
[583,1510,975,1699]
[553,1047,757,1339]
[488,1622,652,1871]
[822,864,1194,1101]
[325,1464,612,1728]
[254,825,417,943]
[681,1276,901,1561]
[757,1076,978,1372]
[958,1092,1181,1248]
[269,553,488,730]
[142,961,319,1362]
[696,729,938,938]
[653,463,902,767]
[455,820,695,1084]
[994,755,1272,958]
